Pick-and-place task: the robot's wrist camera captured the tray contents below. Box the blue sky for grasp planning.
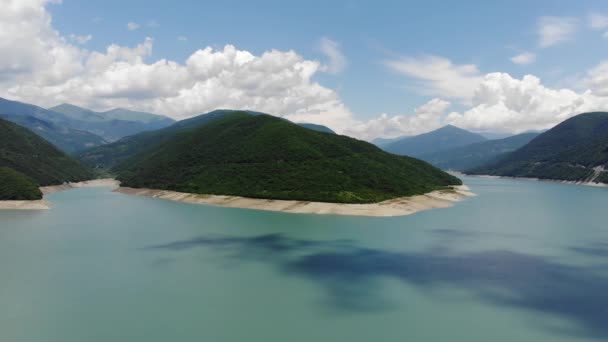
[48,0,608,118]
[2,0,608,139]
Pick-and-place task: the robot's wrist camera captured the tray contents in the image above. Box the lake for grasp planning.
[1,176,607,341]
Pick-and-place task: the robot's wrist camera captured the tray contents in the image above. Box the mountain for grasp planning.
[0,98,107,153]
[0,117,93,187]
[115,112,461,204]
[372,136,405,147]
[0,167,43,200]
[49,104,175,142]
[78,110,336,169]
[420,132,540,171]
[383,125,488,157]
[469,112,608,183]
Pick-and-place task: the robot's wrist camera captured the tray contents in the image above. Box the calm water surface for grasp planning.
[1,176,607,341]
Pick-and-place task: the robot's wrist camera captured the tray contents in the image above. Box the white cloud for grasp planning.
[589,13,608,29]
[510,52,536,65]
[318,37,347,74]
[0,1,359,136]
[361,60,608,139]
[127,22,140,31]
[177,36,188,42]
[538,16,578,48]
[345,99,451,140]
[69,34,92,45]
[384,55,482,101]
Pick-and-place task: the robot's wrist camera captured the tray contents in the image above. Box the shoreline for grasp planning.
[114,185,476,217]
[0,178,120,210]
[453,172,608,188]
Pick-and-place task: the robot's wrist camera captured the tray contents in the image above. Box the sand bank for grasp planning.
[40,178,120,195]
[460,173,608,188]
[0,178,120,210]
[115,185,476,217]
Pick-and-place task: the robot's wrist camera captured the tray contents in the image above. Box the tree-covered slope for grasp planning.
[116,113,461,204]
[78,109,336,169]
[420,132,539,171]
[0,98,107,153]
[0,167,43,200]
[469,112,608,183]
[383,125,488,157]
[0,118,94,186]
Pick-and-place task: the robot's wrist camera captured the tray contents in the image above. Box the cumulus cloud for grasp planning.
[127,22,140,31]
[318,37,347,74]
[538,16,578,48]
[69,34,92,44]
[589,13,608,29]
[345,99,451,140]
[384,55,482,101]
[0,0,359,135]
[510,52,536,65]
[368,56,608,139]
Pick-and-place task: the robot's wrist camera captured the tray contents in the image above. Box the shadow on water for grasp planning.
[145,233,608,339]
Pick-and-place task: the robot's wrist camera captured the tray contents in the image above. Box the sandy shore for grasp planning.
[0,178,120,210]
[459,173,608,188]
[115,185,476,217]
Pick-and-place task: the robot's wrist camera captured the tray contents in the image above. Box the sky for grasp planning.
[1,0,608,140]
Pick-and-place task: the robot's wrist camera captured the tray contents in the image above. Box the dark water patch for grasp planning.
[146,233,608,338]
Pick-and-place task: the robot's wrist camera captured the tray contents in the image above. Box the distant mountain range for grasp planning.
[115,112,461,203]
[383,125,488,157]
[0,117,93,200]
[78,109,336,169]
[469,112,608,183]
[0,98,107,153]
[49,103,175,141]
[0,97,175,153]
[421,132,540,171]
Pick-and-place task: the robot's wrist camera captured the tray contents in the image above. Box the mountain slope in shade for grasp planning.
[0,98,107,153]
[0,117,93,186]
[0,167,43,200]
[49,104,175,142]
[469,112,608,183]
[116,113,461,204]
[420,132,540,171]
[383,125,488,157]
[78,110,336,169]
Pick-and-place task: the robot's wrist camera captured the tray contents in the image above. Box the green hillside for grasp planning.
[116,113,461,204]
[421,132,539,171]
[384,125,487,157]
[0,118,94,186]
[0,167,43,200]
[469,112,608,183]
[78,109,336,169]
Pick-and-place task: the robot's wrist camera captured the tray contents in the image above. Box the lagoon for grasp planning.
[1,176,607,341]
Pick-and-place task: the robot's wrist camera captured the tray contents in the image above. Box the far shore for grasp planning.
[0,178,120,210]
[453,172,608,188]
[114,185,476,217]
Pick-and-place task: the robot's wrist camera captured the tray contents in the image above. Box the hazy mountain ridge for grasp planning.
[383,125,488,157]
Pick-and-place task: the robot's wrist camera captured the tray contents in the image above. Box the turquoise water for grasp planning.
[1,176,607,341]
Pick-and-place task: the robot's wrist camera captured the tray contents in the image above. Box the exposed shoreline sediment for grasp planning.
[0,178,120,210]
[114,185,475,217]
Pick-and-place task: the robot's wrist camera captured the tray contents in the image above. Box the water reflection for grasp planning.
[147,233,608,339]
